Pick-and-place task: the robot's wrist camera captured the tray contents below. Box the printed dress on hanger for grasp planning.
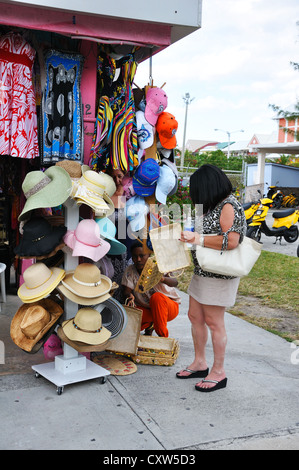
[0,32,39,159]
[41,50,84,164]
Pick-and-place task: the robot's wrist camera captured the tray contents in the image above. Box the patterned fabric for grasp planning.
[41,50,84,164]
[191,194,247,279]
[0,32,39,159]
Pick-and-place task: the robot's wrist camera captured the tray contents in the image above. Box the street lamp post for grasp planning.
[214,128,244,159]
[180,92,195,170]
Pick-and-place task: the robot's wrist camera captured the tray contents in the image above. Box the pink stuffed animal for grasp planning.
[43,333,63,360]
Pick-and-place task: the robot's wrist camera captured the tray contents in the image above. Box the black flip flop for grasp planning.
[195,377,227,392]
[176,368,209,379]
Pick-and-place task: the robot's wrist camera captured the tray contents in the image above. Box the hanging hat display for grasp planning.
[18,262,65,303]
[10,299,63,352]
[126,195,150,233]
[14,217,67,258]
[156,112,178,150]
[144,87,168,126]
[18,166,72,222]
[136,110,154,150]
[63,218,110,262]
[71,170,114,216]
[95,217,126,256]
[57,263,112,305]
[161,158,178,197]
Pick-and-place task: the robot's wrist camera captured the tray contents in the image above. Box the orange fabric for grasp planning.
[139,292,179,337]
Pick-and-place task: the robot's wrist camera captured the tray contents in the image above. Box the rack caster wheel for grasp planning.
[57,386,64,395]
[35,372,40,378]
[99,376,107,384]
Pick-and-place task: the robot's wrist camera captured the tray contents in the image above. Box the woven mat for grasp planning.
[92,354,137,375]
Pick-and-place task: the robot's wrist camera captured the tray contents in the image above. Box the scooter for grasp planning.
[246,194,299,243]
[267,185,284,208]
[243,200,261,226]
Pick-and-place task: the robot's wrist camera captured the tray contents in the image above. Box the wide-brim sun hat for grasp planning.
[10,299,63,352]
[72,170,114,216]
[61,307,111,345]
[57,326,110,353]
[95,217,126,256]
[18,166,72,222]
[57,285,111,306]
[14,216,67,258]
[63,218,110,262]
[94,297,128,339]
[17,262,65,303]
[59,263,112,299]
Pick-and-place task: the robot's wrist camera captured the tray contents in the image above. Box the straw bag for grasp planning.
[135,256,163,293]
[149,223,191,273]
[196,235,262,277]
[131,336,180,366]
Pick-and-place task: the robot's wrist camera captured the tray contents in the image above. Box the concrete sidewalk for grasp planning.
[0,289,298,451]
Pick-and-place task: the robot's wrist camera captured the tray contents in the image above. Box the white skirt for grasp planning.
[187,274,240,307]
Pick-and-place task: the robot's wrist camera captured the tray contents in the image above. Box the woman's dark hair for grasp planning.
[189,164,233,214]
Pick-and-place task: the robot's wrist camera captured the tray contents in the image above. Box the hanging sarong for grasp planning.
[41,50,84,164]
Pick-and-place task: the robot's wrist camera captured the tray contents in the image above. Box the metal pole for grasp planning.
[180,93,194,171]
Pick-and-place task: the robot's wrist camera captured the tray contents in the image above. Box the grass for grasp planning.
[177,250,299,341]
[178,251,299,312]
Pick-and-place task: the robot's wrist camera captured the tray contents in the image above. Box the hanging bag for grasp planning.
[196,235,262,277]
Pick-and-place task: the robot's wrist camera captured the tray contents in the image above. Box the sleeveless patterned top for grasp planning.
[191,194,247,279]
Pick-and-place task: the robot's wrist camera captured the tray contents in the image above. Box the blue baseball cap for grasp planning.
[132,158,160,197]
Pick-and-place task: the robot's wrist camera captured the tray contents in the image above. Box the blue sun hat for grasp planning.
[126,195,150,233]
[132,158,160,197]
[95,217,126,256]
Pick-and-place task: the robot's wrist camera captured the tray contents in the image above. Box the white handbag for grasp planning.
[195,236,262,277]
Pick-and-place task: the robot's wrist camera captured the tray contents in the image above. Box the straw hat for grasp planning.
[18,166,72,221]
[58,263,112,301]
[95,297,127,339]
[61,307,111,345]
[72,170,115,216]
[18,262,65,303]
[10,299,63,352]
[63,218,110,262]
[57,326,110,353]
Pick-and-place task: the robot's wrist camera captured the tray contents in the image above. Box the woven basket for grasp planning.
[135,256,163,293]
[131,336,180,366]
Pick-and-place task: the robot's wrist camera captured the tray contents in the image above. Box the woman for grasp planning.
[176,164,246,392]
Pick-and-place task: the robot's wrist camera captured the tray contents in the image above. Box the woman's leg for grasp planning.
[196,304,227,389]
[177,295,209,377]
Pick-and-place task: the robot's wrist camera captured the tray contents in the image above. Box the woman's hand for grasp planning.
[180,231,203,246]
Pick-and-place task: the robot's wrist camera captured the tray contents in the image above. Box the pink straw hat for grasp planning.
[63,218,110,262]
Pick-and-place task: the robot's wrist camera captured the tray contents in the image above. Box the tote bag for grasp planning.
[196,236,262,277]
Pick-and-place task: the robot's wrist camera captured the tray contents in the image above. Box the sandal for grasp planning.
[195,377,227,392]
[176,368,209,379]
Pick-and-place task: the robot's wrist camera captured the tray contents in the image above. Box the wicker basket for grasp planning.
[131,336,180,366]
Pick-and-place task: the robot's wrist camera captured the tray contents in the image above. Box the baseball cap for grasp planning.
[156,112,178,149]
[136,110,154,150]
[132,158,160,197]
[144,87,168,126]
[155,164,176,205]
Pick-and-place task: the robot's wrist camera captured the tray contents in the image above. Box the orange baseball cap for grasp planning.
[156,112,178,149]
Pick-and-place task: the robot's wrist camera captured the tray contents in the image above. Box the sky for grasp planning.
[134,0,299,149]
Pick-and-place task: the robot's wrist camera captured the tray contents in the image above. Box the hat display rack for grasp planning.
[31,198,111,393]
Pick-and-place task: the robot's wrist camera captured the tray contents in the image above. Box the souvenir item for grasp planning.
[94,297,127,339]
[57,326,110,353]
[132,336,180,366]
[135,256,163,293]
[18,263,65,303]
[155,164,176,205]
[89,96,113,171]
[126,195,150,233]
[55,160,90,179]
[156,112,178,149]
[10,299,63,352]
[57,263,112,305]
[63,218,110,262]
[61,307,111,345]
[195,235,262,277]
[0,32,39,160]
[92,355,137,375]
[18,166,72,222]
[41,49,84,164]
[144,87,168,126]
[95,217,126,255]
[161,158,178,196]
[149,223,191,273]
[132,158,160,197]
[136,110,154,150]
[14,217,67,258]
[71,170,113,216]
